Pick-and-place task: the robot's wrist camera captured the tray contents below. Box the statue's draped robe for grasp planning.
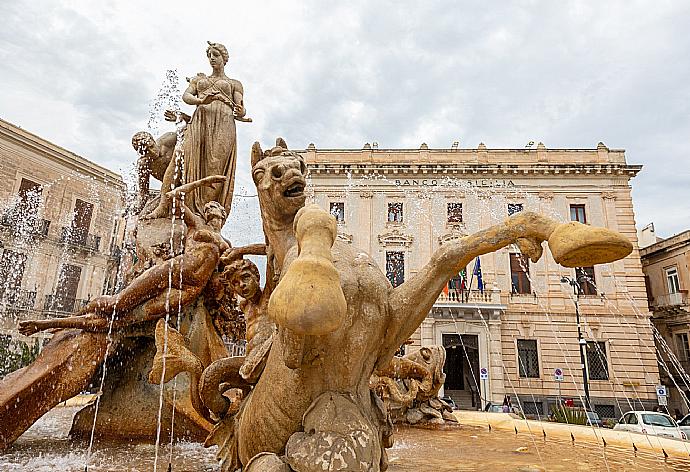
[183,74,242,215]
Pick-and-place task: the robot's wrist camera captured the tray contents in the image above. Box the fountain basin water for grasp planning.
[3,404,690,471]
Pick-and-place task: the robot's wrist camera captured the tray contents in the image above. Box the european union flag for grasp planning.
[473,257,484,293]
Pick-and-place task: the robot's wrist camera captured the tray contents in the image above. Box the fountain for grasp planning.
[3,41,681,471]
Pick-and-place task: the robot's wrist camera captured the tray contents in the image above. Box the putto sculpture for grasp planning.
[0,42,634,472]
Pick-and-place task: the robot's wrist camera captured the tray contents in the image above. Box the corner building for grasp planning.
[0,119,125,348]
[302,141,658,419]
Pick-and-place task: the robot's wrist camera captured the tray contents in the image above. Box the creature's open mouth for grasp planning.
[284,182,305,198]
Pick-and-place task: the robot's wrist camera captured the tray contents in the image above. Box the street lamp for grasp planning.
[561,274,591,413]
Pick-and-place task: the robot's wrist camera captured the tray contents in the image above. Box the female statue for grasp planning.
[146,42,246,219]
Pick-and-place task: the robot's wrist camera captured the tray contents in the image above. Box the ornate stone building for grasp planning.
[303,141,658,419]
[640,228,690,414]
[0,119,125,348]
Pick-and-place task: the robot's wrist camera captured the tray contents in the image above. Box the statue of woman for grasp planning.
[146,42,246,219]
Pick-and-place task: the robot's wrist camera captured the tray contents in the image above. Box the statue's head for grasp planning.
[131,131,156,157]
[204,201,226,229]
[251,138,307,227]
[206,41,229,66]
[223,258,260,299]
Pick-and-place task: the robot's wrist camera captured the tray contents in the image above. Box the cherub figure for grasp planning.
[19,176,229,336]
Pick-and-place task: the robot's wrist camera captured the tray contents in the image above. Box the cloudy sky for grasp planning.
[1,0,689,238]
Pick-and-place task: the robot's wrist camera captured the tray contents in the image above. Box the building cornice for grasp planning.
[304,162,641,178]
[640,230,690,258]
[0,118,125,189]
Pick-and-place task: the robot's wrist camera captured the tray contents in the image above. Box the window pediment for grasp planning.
[378,229,413,247]
[438,229,467,245]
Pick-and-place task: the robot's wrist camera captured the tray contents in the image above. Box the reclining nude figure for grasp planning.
[202,139,633,471]
[19,175,229,336]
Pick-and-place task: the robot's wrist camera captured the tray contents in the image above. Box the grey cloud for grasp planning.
[1,0,689,237]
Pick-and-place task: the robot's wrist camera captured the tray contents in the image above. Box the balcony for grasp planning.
[0,212,50,238]
[43,294,88,314]
[651,291,688,308]
[0,290,37,311]
[59,227,100,252]
[437,288,502,305]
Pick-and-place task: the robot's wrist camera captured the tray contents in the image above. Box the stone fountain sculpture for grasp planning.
[0,41,248,448]
[371,345,458,425]
[0,43,635,472]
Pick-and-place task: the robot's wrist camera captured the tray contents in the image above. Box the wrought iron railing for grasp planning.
[59,227,100,252]
[43,294,88,314]
[0,290,37,310]
[0,212,50,237]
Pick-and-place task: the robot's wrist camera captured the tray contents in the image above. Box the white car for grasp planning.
[677,413,690,438]
[613,411,686,440]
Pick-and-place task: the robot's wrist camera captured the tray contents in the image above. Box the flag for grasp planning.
[459,268,467,291]
[473,257,484,293]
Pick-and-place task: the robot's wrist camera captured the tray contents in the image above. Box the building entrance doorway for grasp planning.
[443,333,481,410]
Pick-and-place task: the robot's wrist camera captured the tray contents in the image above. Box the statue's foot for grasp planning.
[143,204,170,220]
[18,320,48,336]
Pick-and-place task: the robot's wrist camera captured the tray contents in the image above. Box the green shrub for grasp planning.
[0,335,40,378]
[550,405,587,425]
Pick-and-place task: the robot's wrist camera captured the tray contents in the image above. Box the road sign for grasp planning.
[656,385,668,397]
[554,368,564,382]
[658,395,668,406]
[480,367,489,380]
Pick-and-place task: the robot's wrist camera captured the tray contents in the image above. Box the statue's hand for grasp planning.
[199,93,218,105]
[233,104,245,117]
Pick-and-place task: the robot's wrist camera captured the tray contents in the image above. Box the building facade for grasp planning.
[303,141,658,419]
[641,229,690,414]
[0,119,125,349]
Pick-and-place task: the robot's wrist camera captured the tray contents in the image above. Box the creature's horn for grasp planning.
[276,137,288,150]
[251,141,264,168]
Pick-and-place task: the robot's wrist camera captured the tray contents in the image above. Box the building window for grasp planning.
[676,333,690,361]
[517,339,540,378]
[586,341,609,380]
[570,204,587,224]
[510,253,531,295]
[386,251,405,287]
[507,203,523,216]
[0,250,27,303]
[666,267,681,294]
[576,266,597,296]
[18,178,43,214]
[70,199,94,244]
[387,202,403,223]
[50,264,82,312]
[594,404,616,419]
[521,401,544,416]
[447,203,463,223]
[329,202,345,223]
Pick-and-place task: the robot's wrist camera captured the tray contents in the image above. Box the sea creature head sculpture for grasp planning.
[251,138,307,228]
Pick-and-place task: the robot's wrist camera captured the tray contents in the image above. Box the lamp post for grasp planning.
[561,275,591,413]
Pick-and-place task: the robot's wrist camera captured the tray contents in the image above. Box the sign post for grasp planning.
[554,368,564,406]
[480,367,489,410]
[656,384,668,408]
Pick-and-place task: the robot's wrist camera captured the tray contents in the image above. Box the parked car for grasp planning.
[586,411,603,427]
[440,396,457,410]
[677,413,690,438]
[613,411,686,440]
[484,402,523,416]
